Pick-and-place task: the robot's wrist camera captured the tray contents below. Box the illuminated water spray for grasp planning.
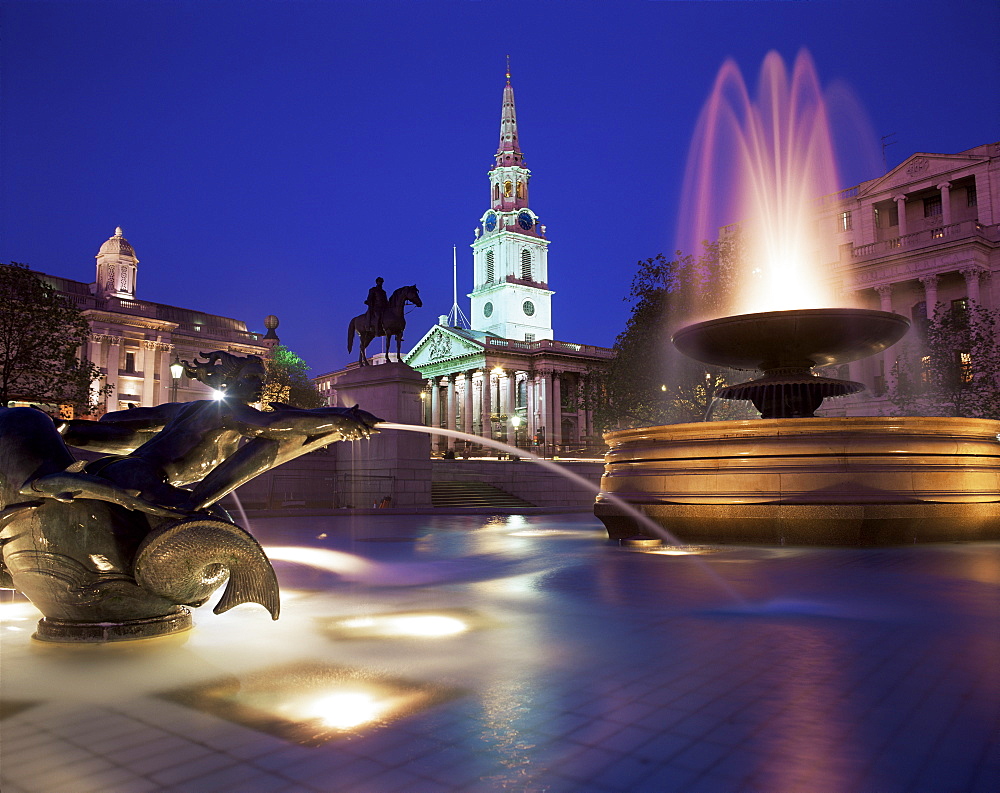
[677,50,846,315]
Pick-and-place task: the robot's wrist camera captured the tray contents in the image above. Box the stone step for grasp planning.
[431,481,535,508]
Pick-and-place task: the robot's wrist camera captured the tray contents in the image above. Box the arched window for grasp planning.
[485,250,495,283]
[503,181,512,197]
[493,183,500,201]
[516,181,524,199]
[520,249,532,280]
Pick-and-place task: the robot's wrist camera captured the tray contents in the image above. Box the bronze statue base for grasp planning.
[33,608,193,643]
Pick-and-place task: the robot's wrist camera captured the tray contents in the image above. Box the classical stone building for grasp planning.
[402,72,613,454]
[811,141,999,415]
[34,227,272,414]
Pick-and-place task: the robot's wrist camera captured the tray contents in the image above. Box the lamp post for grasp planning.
[510,414,522,449]
[169,356,184,403]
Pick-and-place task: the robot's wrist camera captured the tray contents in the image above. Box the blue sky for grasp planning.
[2,0,997,374]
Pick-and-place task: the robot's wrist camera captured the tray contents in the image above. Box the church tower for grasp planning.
[469,68,553,341]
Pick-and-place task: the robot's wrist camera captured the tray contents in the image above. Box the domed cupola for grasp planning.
[95,226,139,299]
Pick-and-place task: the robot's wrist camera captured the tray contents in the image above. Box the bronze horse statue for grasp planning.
[348,284,422,365]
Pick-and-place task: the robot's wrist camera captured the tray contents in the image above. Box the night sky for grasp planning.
[2,1,997,376]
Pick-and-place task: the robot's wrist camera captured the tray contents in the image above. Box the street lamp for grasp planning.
[510,414,522,448]
[169,356,184,402]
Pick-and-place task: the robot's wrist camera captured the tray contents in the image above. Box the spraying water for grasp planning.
[677,50,858,316]
[377,421,747,604]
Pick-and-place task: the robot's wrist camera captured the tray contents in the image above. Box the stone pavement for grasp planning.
[2,513,998,792]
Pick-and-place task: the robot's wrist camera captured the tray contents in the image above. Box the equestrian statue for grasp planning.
[348,278,422,366]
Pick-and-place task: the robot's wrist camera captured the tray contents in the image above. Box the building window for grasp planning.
[957,351,973,383]
[503,181,512,197]
[967,185,978,207]
[493,183,500,201]
[923,195,942,217]
[521,249,532,280]
[838,211,852,231]
[125,351,136,372]
[516,181,524,199]
[525,333,535,342]
[485,250,495,282]
[952,297,969,313]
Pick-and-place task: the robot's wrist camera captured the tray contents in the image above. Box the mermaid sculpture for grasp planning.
[0,351,380,642]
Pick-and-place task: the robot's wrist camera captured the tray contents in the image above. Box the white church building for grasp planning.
[402,72,613,455]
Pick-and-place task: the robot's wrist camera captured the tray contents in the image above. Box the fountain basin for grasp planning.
[595,416,1000,545]
[672,308,910,370]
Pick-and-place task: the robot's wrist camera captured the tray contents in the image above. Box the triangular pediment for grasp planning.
[404,325,484,369]
[860,147,994,197]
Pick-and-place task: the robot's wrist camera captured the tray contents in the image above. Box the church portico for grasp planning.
[408,323,611,456]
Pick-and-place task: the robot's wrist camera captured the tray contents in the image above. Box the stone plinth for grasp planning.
[596,416,1000,545]
[331,362,432,508]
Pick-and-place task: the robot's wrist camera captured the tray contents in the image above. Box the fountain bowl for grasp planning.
[672,308,911,371]
[595,416,1000,545]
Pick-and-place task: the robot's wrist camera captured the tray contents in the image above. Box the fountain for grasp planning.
[0,351,379,642]
[595,52,1000,545]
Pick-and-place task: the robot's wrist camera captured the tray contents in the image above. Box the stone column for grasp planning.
[106,337,122,410]
[876,284,896,395]
[446,374,457,451]
[937,182,952,226]
[874,284,893,313]
[535,372,547,451]
[160,343,175,404]
[920,275,939,318]
[142,341,157,407]
[480,368,492,442]
[962,268,982,305]
[430,377,441,429]
[526,375,537,438]
[893,194,907,238]
[551,373,562,452]
[505,372,516,446]
[463,372,474,436]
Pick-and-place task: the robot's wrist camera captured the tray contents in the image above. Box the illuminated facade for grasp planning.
[815,141,1000,414]
[35,227,271,414]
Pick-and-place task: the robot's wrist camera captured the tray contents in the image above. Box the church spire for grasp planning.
[496,58,524,168]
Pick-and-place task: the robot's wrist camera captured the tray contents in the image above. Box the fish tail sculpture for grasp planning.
[134,518,280,619]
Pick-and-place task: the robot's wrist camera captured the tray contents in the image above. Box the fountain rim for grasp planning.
[602,415,1000,444]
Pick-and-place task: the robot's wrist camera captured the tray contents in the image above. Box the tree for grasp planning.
[261,345,324,409]
[886,301,1000,419]
[595,236,756,430]
[0,262,107,414]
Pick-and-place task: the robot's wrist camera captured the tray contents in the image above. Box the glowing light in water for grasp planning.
[308,691,383,729]
[264,545,376,577]
[677,50,857,315]
[336,614,468,638]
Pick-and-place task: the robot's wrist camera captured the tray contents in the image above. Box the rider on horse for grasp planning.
[364,277,388,335]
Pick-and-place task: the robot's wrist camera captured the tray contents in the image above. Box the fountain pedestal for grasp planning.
[331,362,432,508]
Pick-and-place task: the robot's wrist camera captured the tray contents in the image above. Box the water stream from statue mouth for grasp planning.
[377,421,747,605]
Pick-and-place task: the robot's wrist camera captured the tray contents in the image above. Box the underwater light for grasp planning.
[335,613,468,638]
[308,691,384,730]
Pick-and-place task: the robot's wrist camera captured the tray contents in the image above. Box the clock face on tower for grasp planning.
[485,213,498,232]
[517,211,533,230]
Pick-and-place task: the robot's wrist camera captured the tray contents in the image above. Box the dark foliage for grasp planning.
[0,263,107,414]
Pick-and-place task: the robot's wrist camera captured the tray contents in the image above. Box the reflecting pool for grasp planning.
[2,514,998,792]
